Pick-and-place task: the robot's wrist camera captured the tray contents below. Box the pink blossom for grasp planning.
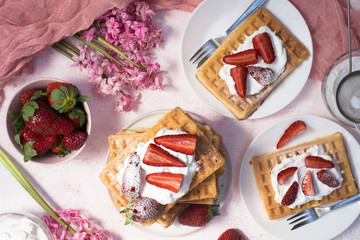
[115,93,140,112]
[71,55,86,71]
[80,27,97,42]
[130,22,148,39]
[105,17,120,38]
[135,1,154,21]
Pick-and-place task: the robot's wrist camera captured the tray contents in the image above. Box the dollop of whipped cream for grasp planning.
[219,26,287,95]
[118,128,199,205]
[270,145,343,209]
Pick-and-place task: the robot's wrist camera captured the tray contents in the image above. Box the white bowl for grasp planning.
[0,212,53,240]
[6,78,92,165]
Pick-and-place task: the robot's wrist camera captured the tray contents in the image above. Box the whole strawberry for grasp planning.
[121,197,161,224]
[51,116,75,135]
[62,130,87,151]
[121,154,141,199]
[24,101,58,136]
[46,82,90,114]
[218,229,244,240]
[17,127,58,161]
[19,89,46,106]
[178,204,220,227]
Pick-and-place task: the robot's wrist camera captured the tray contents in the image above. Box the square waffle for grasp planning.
[99,107,226,227]
[251,132,358,220]
[196,7,309,119]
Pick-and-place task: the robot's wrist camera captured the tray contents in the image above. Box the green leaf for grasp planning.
[30,91,46,101]
[12,117,25,133]
[14,133,23,149]
[77,95,91,103]
[50,103,63,111]
[8,111,20,118]
[51,89,67,103]
[23,141,37,162]
[27,101,39,109]
[68,84,79,97]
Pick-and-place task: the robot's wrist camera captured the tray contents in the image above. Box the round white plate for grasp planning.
[180,0,313,119]
[112,110,231,237]
[239,115,360,240]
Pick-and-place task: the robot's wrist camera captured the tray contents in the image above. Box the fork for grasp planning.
[287,192,360,230]
[189,0,266,68]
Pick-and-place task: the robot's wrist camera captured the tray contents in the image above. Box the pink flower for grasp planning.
[106,17,120,38]
[136,1,154,21]
[71,55,86,71]
[81,27,97,42]
[131,22,148,39]
[115,92,140,112]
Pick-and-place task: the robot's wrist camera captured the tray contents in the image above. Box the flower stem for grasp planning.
[95,36,147,72]
[0,149,76,236]
[52,44,75,62]
[59,40,80,56]
[74,33,124,67]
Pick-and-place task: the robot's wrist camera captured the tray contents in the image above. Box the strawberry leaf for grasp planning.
[12,116,25,133]
[51,88,67,103]
[30,91,46,101]
[23,141,37,162]
[22,101,39,121]
[8,111,20,118]
[14,133,23,149]
[77,95,91,103]
[68,84,79,97]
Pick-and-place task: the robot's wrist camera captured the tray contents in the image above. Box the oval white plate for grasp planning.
[180,0,313,119]
[239,115,360,240]
[109,110,231,237]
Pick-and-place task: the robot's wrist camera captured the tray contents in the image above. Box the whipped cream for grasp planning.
[118,128,199,205]
[219,26,287,95]
[0,213,50,240]
[270,145,343,209]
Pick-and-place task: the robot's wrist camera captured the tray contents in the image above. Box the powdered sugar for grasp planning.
[121,154,141,199]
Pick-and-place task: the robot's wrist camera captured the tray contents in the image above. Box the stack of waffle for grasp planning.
[196,7,309,119]
[99,107,226,228]
[251,132,358,220]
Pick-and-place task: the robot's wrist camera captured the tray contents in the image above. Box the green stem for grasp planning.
[59,40,80,56]
[95,36,147,72]
[0,149,76,236]
[74,34,124,67]
[52,44,75,62]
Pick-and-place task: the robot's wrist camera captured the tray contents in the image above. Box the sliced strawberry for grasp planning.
[252,32,276,64]
[146,172,184,193]
[247,66,274,87]
[223,49,258,66]
[277,167,297,185]
[281,181,298,206]
[143,143,186,167]
[305,156,335,168]
[154,134,196,155]
[230,66,247,98]
[276,121,307,149]
[317,170,340,188]
[302,170,315,196]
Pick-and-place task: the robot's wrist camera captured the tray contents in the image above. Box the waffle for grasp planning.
[251,132,358,220]
[196,7,309,119]
[99,107,226,227]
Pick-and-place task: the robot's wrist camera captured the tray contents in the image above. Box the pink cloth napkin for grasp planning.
[0,0,202,91]
[290,0,360,80]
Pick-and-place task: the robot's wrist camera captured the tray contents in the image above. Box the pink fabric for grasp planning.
[290,0,360,80]
[0,0,202,90]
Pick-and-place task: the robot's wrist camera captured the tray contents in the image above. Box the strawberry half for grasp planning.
[218,229,244,240]
[247,66,274,87]
[317,170,340,188]
[120,197,161,224]
[121,154,141,199]
[143,143,186,167]
[305,156,335,168]
[302,170,315,196]
[281,181,298,206]
[276,121,307,149]
[252,32,276,64]
[146,172,184,193]
[277,167,297,185]
[230,66,247,98]
[223,49,258,66]
[153,134,197,155]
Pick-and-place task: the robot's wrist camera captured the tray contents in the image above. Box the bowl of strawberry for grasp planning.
[6,78,91,164]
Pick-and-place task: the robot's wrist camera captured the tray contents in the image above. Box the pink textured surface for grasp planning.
[0,2,360,240]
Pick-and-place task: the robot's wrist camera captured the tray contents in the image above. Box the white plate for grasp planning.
[110,110,231,237]
[239,115,360,240]
[180,0,313,119]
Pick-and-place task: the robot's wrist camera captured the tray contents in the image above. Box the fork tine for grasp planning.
[196,49,215,68]
[287,209,310,221]
[191,44,212,64]
[291,217,315,231]
[288,213,311,225]
[189,41,209,62]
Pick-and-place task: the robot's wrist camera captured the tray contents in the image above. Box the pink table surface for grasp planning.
[0,9,360,240]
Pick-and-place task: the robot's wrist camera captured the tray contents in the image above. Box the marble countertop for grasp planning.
[0,9,359,240]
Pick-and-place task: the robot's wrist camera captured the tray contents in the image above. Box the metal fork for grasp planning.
[189,0,266,68]
[287,193,360,230]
